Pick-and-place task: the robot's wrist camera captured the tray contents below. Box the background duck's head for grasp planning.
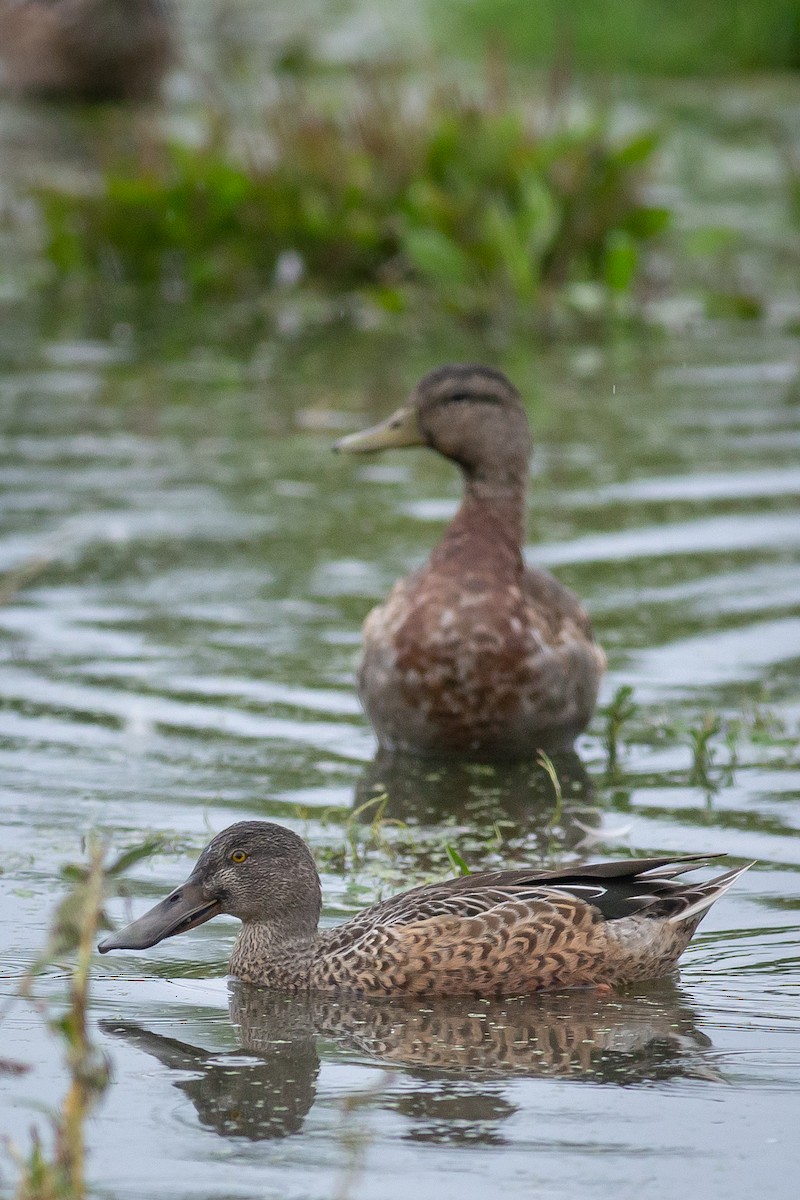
[335,363,532,487]
[98,821,321,953]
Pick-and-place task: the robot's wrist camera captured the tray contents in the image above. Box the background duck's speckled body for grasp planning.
[0,0,173,100]
[335,365,606,759]
[99,822,750,1000]
[359,493,603,757]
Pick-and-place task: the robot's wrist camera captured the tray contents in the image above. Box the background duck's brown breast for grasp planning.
[360,511,604,756]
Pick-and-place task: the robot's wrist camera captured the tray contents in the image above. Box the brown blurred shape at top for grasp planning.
[0,0,174,101]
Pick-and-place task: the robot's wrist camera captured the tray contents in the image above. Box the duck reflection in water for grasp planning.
[102,981,715,1144]
[102,991,318,1142]
[352,747,599,855]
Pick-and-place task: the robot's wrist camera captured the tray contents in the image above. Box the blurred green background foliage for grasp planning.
[435,0,800,74]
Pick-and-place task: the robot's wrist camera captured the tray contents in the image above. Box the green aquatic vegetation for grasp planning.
[602,684,637,775]
[744,703,793,747]
[445,843,472,876]
[536,750,567,860]
[318,793,406,873]
[688,713,723,792]
[591,695,795,804]
[36,80,667,321]
[650,709,777,794]
[8,836,165,1200]
[535,750,563,808]
[313,793,514,902]
[683,706,794,792]
[315,793,427,903]
[434,0,800,75]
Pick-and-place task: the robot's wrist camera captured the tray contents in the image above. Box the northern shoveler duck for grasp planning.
[0,0,173,101]
[99,821,750,998]
[334,363,606,760]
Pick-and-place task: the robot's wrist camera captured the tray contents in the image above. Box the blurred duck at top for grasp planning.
[334,364,606,760]
[0,0,174,101]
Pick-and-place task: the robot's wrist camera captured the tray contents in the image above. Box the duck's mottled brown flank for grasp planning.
[335,363,606,759]
[99,822,751,999]
[0,0,173,101]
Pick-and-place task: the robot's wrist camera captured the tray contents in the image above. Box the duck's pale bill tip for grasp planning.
[332,406,425,454]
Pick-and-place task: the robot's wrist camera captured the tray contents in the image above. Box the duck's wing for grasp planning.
[317,890,606,996]
[518,564,606,736]
[522,564,598,642]
[322,854,729,941]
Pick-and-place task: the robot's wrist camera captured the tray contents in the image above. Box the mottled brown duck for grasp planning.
[99,821,750,998]
[334,363,606,760]
[0,0,173,101]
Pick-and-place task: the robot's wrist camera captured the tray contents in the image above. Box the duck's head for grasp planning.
[334,363,531,487]
[98,821,321,954]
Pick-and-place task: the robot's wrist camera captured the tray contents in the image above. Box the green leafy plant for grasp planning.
[603,684,637,775]
[445,844,472,876]
[37,77,667,322]
[688,713,722,789]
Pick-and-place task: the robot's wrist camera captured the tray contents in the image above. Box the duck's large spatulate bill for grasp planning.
[98,872,221,953]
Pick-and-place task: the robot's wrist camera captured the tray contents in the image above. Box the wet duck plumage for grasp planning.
[99,821,750,998]
[334,364,606,760]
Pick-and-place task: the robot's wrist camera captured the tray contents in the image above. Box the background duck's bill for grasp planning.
[333,405,425,453]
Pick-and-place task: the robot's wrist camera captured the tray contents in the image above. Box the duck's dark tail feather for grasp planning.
[666,862,754,925]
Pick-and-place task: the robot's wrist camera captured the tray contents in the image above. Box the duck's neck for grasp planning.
[229,923,319,990]
[430,473,528,576]
[465,475,528,544]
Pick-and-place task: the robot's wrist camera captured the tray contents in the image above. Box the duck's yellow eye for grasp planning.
[231,850,247,864]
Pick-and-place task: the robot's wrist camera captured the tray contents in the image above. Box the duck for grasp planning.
[334,363,606,760]
[98,820,750,998]
[0,0,173,101]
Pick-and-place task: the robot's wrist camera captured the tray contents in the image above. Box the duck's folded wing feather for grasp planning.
[325,854,724,939]
[318,894,608,996]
